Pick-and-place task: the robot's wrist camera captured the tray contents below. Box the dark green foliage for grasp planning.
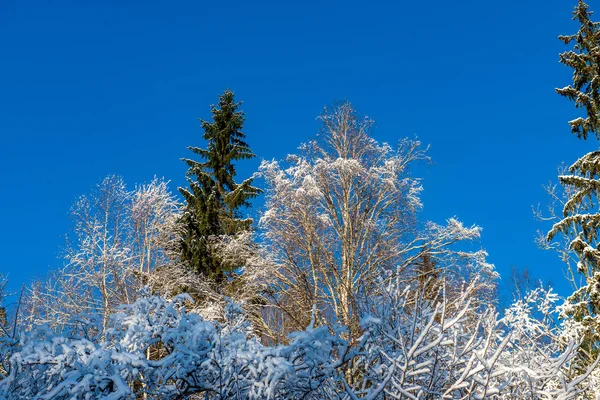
[179,90,261,282]
[546,151,600,350]
[557,0,600,139]
[549,1,600,363]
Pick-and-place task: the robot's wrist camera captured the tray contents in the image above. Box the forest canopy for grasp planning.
[3,1,600,399]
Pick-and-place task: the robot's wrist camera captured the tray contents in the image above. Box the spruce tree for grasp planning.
[416,251,441,302]
[549,0,600,362]
[179,90,261,283]
[557,0,600,140]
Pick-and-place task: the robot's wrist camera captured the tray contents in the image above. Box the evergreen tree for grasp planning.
[179,90,261,283]
[416,250,442,302]
[557,0,600,139]
[549,0,600,362]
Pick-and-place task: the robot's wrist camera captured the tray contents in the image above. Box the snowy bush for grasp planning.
[0,292,351,399]
[0,283,595,400]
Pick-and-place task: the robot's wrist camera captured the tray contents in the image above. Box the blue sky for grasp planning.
[1,0,597,300]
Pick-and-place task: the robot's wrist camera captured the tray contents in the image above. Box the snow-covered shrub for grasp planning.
[0,292,351,399]
[343,280,596,400]
[0,285,595,399]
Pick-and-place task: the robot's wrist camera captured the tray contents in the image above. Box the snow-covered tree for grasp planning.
[250,102,497,344]
[547,0,600,361]
[22,176,180,333]
[557,0,600,140]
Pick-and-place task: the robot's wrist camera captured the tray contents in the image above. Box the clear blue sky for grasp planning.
[1,0,596,299]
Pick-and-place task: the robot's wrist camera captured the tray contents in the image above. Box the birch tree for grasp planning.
[251,102,497,343]
[22,176,180,332]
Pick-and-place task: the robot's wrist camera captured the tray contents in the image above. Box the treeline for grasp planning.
[1,1,600,398]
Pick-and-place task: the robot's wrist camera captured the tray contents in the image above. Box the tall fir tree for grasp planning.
[557,0,600,140]
[179,90,261,283]
[549,0,600,363]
